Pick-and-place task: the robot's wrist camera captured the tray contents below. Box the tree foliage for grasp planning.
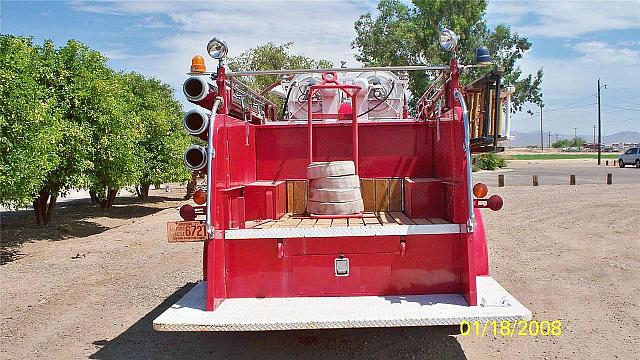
[0,35,188,224]
[552,137,586,148]
[124,72,191,199]
[228,42,333,115]
[353,0,543,112]
[0,36,63,212]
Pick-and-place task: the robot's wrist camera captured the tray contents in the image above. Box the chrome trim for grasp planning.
[454,89,475,231]
[188,64,487,77]
[206,97,223,237]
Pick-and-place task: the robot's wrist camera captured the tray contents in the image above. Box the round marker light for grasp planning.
[179,204,196,221]
[207,37,228,59]
[193,189,206,205]
[487,195,503,211]
[473,183,488,198]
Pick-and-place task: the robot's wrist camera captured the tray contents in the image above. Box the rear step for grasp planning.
[153,276,531,331]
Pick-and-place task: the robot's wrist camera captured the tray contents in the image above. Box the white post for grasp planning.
[504,86,515,139]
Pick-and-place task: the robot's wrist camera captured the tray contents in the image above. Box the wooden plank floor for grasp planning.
[245,213,450,229]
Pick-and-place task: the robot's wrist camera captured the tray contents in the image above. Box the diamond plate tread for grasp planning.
[224,223,462,239]
[153,276,532,331]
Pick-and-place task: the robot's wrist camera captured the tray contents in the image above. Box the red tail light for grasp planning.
[487,195,503,211]
[179,204,196,221]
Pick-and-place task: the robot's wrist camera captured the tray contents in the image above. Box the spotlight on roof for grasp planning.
[439,27,459,52]
[207,38,228,60]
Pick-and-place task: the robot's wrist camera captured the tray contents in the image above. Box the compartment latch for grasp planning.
[334,256,349,276]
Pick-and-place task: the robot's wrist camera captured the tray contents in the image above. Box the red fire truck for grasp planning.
[154,29,531,331]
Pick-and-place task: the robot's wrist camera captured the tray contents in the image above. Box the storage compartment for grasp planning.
[244,181,287,221]
[403,178,446,219]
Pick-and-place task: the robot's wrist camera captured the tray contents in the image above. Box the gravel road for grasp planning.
[1,184,638,359]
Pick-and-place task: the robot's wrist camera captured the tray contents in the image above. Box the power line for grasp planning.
[603,104,638,111]
[510,102,598,123]
[543,92,597,109]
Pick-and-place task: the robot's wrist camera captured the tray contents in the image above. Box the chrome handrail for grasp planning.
[206,96,223,237]
[454,89,475,232]
[188,64,488,77]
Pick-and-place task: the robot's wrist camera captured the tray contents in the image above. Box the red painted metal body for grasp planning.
[187,60,488,312]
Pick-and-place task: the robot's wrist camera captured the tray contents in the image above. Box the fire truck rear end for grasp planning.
[154,30,531,331]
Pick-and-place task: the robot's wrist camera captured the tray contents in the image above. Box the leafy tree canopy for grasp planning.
[552,137,586,148]
[353,0,543,112]
[228,42,333,114]
[1,35,188,223]
[0,36,63,208]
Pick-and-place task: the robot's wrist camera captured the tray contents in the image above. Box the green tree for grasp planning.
[353,0,543,112]
[2,36,189,222]
[124,73,191,199]
[228,42,333,115]
[0,36,63,217]
[85,69,142,209]
[552,137,585,148]
[34,39,102,222]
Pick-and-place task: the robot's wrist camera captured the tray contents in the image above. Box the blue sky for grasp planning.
[2,0,638,136]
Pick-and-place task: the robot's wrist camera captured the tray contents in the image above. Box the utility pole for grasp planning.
[540,104,544,151]
[555,133,559,142]
[574,127,577,143]
[593,125,596,145]
[597,79,602,165]
[548,131,552,149]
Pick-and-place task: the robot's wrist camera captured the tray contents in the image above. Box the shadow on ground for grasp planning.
[1,193,184,264]
[90,284,467,360]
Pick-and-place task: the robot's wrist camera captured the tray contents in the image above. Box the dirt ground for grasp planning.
[1,184,638,359]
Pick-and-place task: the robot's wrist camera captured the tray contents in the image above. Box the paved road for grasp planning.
[473,160,639,187]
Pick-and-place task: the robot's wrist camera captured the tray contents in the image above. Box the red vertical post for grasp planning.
[308,88,315,165]
[202,243,208,281]
[216,66,227,114]
[351,94,359,174]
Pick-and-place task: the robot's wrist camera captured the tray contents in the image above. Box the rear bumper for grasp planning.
[153,276,531,331]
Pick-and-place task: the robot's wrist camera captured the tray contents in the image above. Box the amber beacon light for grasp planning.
[190,55,206,73]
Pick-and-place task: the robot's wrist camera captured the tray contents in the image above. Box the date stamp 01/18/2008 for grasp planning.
[460,320,563,337]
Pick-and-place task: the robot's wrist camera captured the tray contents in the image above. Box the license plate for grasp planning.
[167,221,207,242]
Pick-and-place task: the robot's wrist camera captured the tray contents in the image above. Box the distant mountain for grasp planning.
[604,131,640,144]
[505,130,640,147]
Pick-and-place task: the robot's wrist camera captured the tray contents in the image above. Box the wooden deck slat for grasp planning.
[388,179,403,212]
[363,216,381,226]
[283,218,303,228]
[258,220,277,229]
[390,211,415,225]
[240,212,447,230]
[331,218,348,227]
[292,181,308,215]
[314,219,332,227]
[244,220,259,229]
[374,179,389,212]
[412,218,434,225]
[428,217,449,224]
[378,212,399,225]
[286,182,295,214]
[360,179,375,212]
[297,218,317,228]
